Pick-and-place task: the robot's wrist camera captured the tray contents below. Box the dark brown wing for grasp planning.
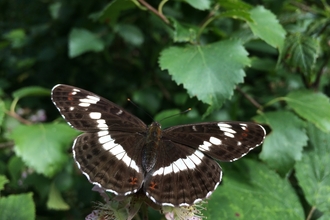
[51,84,147,132]
[73,131,145,195]
[144,140,221,206]
[163,121,265,162]
[51,84,148,195]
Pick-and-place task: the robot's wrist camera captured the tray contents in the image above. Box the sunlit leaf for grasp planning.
[205,159,304,219]
[9,123,79,177]
[254,111,307,175]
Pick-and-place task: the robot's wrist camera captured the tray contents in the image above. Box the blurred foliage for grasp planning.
[1,0,330,219]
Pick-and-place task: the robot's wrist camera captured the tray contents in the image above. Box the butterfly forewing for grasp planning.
[163,122,265,162]
[51,84,147,132]
[51,84,266,207]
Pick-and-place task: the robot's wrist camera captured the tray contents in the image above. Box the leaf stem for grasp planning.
[8,97,32,125]
[306,206,316,220]
[264,97,286,108]
[197,4,220,42]
[311,54,329,90]
[6,110,32,125]
[158,0,168,16]
[137,0,170,25]
[236,87,263,110]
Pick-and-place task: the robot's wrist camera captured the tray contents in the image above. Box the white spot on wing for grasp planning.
[89,112,102,119]
[217,123,232,128]
[98,135,112,144]
[224,132,235,138]
[199,141,212,151]
[96,119,108,130]
[152,167,164,176]
[98,130,109,137]
[152,150,204,176]
[116,110,123,115]
[218,125,237,134]
[87,95,100,102]
[79,102,90,107]
[102,139,116,151]
[73,88,80,92]
[79,98,98,104]
[173,159,186,172]
[209,136,221,145]
[163,165,173,175]
[69,107,74,111]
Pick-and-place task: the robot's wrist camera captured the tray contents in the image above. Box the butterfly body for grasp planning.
[51,84,266,207]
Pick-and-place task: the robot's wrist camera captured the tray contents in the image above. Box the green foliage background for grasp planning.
[1,0,330,219]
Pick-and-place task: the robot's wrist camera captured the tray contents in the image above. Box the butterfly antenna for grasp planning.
[159,108,192,123]
[127,98,154,121]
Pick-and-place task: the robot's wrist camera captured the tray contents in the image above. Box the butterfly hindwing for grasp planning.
[144,140,222,206]
[73,131,145,195]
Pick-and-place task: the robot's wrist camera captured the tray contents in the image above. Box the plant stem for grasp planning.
[138,0,170,24]
[236,87,263,110]
[306,206,316,220]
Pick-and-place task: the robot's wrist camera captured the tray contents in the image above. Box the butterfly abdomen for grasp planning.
[142,122,162,173]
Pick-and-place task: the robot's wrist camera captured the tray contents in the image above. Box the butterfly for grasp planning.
[51,84,266,207]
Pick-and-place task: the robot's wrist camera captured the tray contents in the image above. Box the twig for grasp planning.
[6,111,32,125]
[236,87,263,110]
[137,0,170,25]
[0,141,15,149]
[306,206,316,220]
[311,55,329,90]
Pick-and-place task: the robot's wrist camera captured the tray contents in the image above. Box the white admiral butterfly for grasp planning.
[51,84,266,207]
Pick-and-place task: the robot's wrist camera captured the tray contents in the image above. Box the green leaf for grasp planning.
[49,2,62,20]
[285,90,330,132]
[219,0,252,11]
[295,123,330,216]
[0,175,9,191]
[3,28,27,48]
[247,6,286,50]
[220,10,253,22]
[0,193,35,220]
[132,87,162,115]
[281,33,319,81]
[184,0,211,10]
[254,111,308,175]
[9,123,79,177]
[171,18,198,43]
[159,40,250,116]
[95,0,135,25]
[114,24,144,46]
[8,156,25,188]
[69,28,105,58]
[12,86,50,99]
[206,159,304,219]
[47,183,70,210]
[0,99,5,126]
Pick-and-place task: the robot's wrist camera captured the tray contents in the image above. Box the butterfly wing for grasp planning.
[51,84,147,132]
[51,84,147,195]
[144,140,221,206]
[163,122,265,162]
[144,121,265,206]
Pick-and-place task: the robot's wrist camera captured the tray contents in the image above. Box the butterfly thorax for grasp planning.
[142,122,162,173]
